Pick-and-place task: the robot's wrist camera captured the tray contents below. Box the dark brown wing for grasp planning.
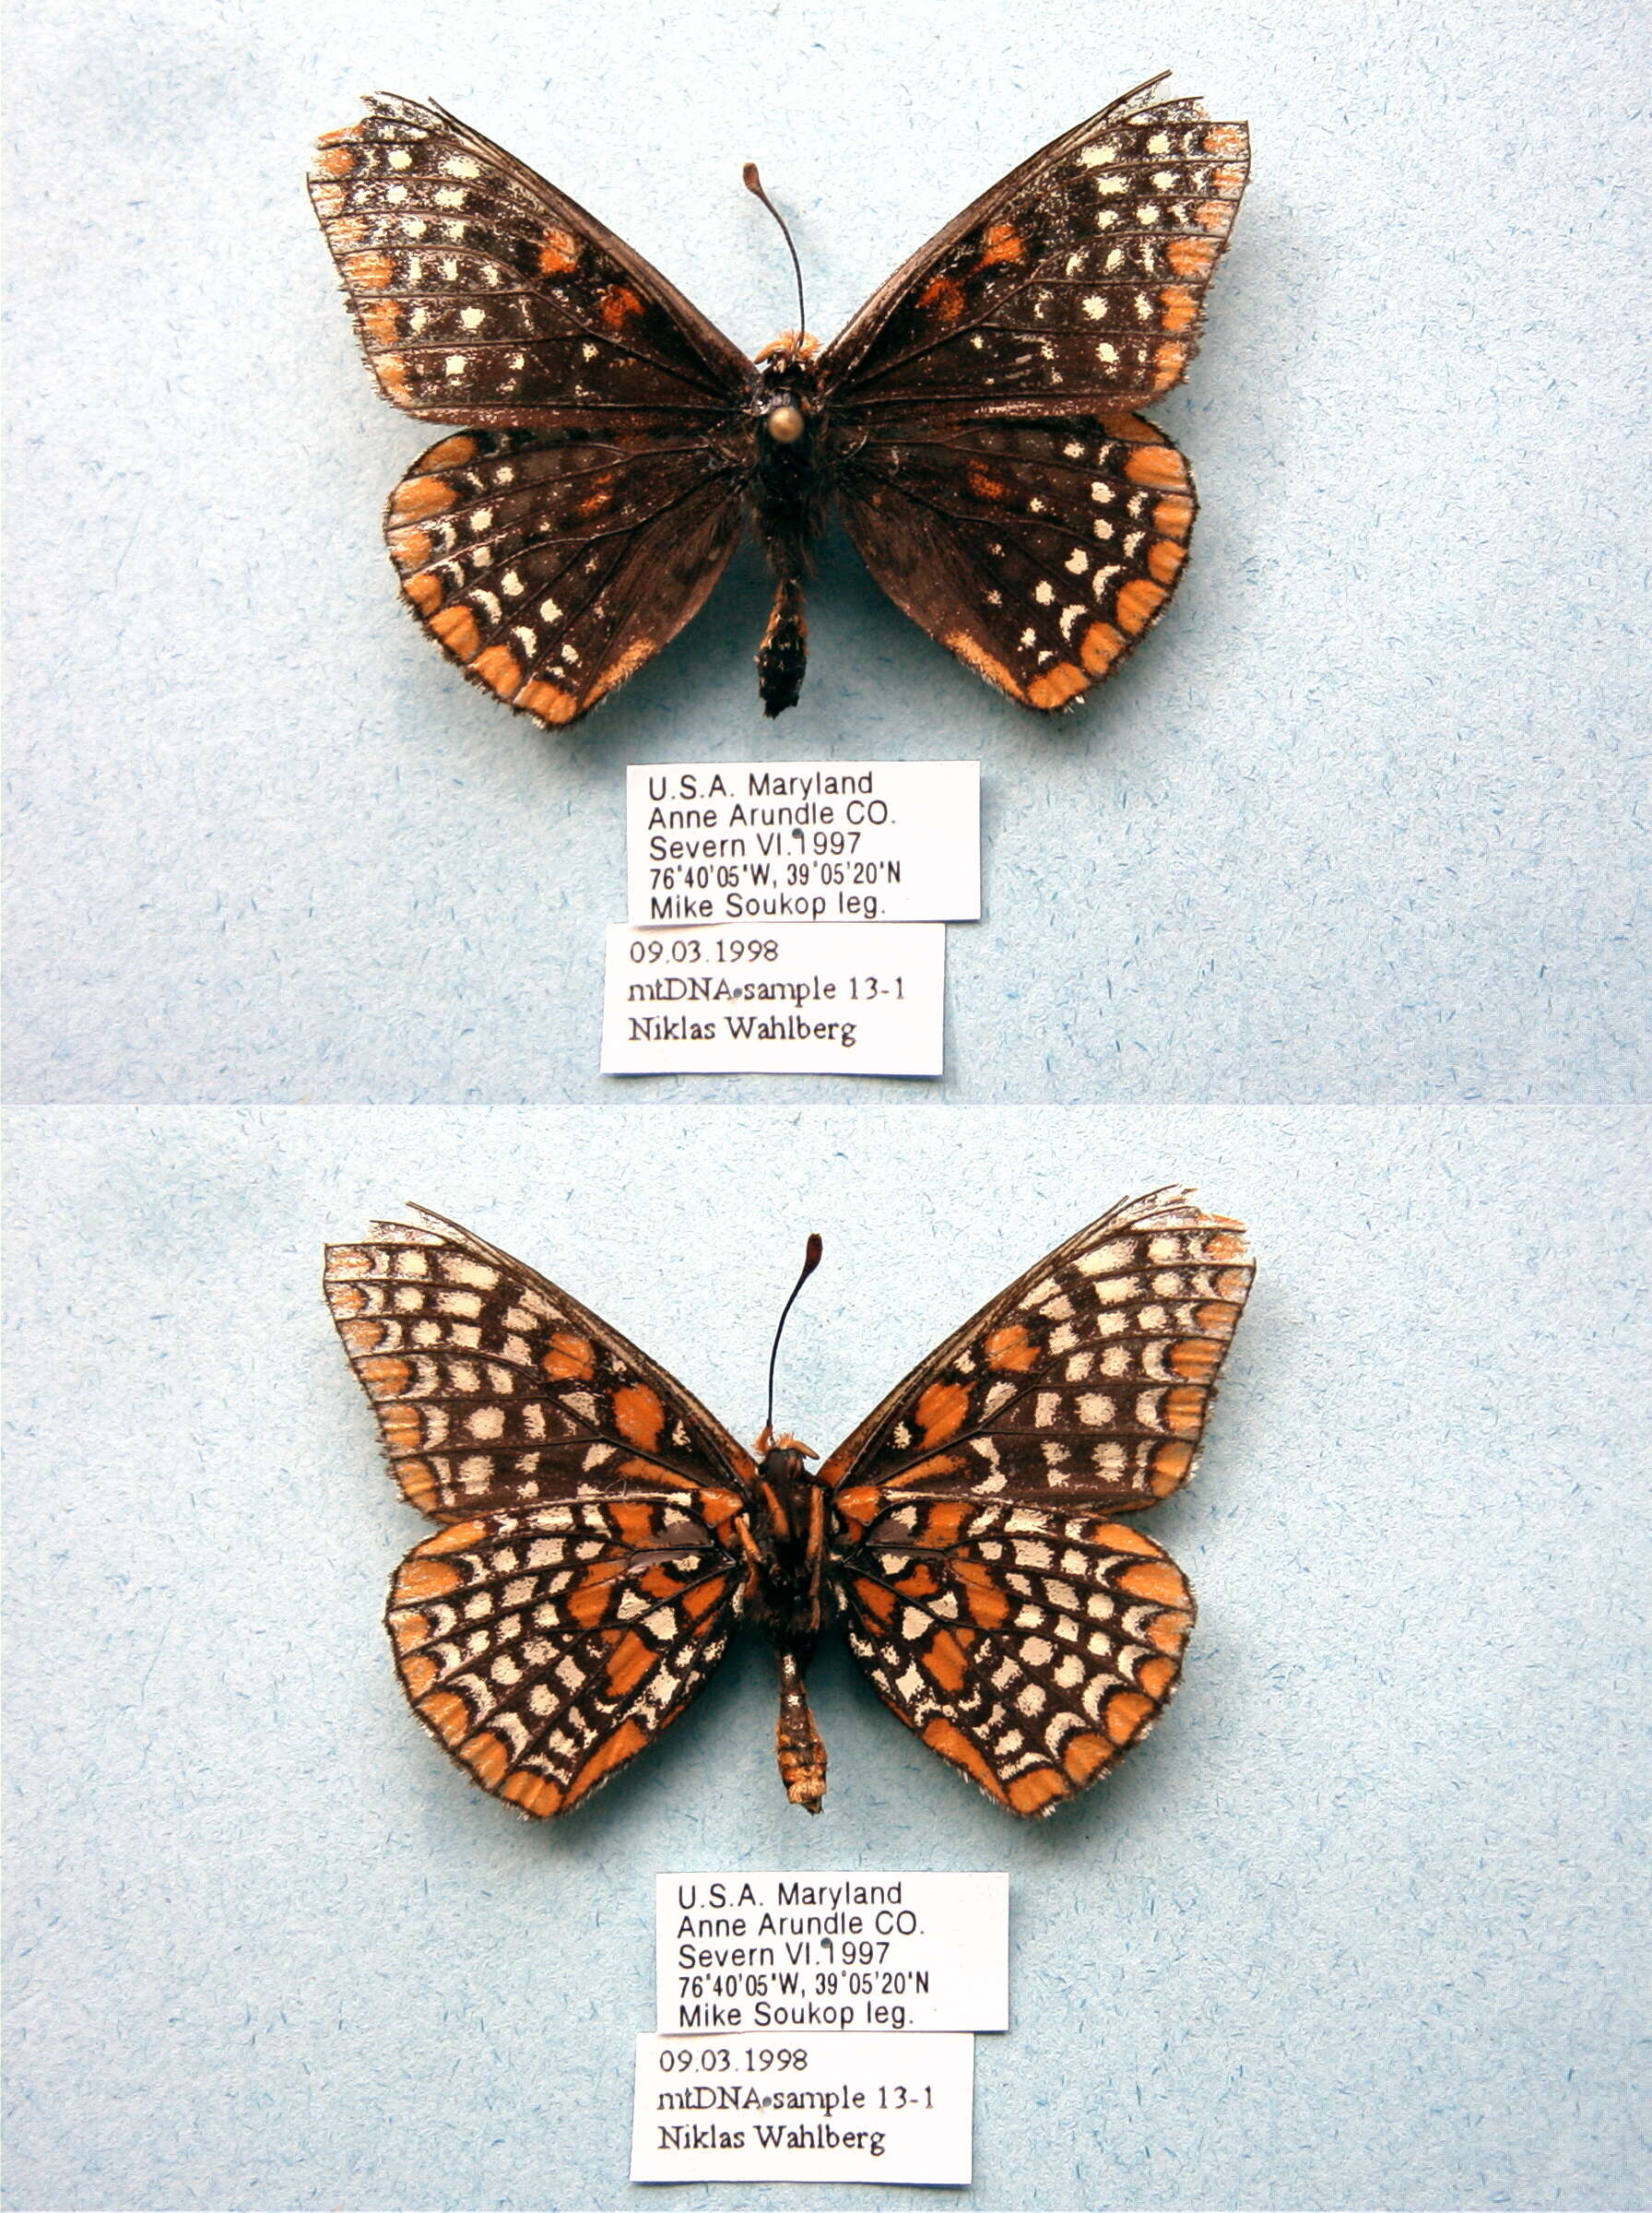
[324,1209,757,1544]
[834,410,1194,708]
[385,1501,742,1818]
[310,92,750,428]
[822,1190,1254,1815]
[819,77,1248,418]
[383,427,742,725]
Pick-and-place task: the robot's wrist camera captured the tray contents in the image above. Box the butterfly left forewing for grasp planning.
[824,1191,1253,1814]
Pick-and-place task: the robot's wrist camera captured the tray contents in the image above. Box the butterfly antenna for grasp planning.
[743,162,808,337]
[765,1233,823,1440]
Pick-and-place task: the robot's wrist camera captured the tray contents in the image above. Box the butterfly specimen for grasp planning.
[309,77,1248,725]
[324,1189,1254,1819]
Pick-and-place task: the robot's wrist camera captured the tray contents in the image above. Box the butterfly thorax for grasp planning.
[746,1441,827,1651]
[748,341,832,718]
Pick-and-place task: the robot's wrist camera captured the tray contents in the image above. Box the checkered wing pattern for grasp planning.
[824,1190,1253,1815]
[326,1211,758,1817]
[385,1501,742,1817]
[309,93,749,429]
[382,427,742,727]
[835,411,1194,707]
[820,77,1247,417]
[822,77,1245,710]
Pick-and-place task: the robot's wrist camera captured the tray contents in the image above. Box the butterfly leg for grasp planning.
[774,1649,827,1812]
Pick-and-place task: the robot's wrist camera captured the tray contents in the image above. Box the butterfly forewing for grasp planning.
[384,427,743,725]
[310,93,749,428]
[820,82,1248,417]
[324,1213,756,1533]
[835,1501,1196,1816]
[387,1501,742,1816]
[823,1190,1252,1814]
[836,410,1195,707]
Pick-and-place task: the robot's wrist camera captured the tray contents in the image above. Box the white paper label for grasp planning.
[631,2031,974,2184]
[627,762,980,927]
[601,922,945,1076]
[656,1873,1008,2034]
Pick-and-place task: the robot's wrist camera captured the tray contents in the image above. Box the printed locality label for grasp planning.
[627,762,980,927]
[656,1873,1008,2034]
[601,923,945,1076]
[630,2031,974,2184]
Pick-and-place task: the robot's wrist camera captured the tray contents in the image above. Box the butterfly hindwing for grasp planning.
[836,1501,1196,1816]
[820,79,1248,418]
[388,1500,743,1817]
[836,409,1195,708]
[310,93,749,428]
[823,1189,1253,1814]
[384,427,743,726]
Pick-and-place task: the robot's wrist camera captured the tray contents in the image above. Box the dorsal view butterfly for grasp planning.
[310,78,1248,725]
[324,1189,1254,1820]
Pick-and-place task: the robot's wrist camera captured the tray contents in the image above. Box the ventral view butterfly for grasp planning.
[310,78,1249,726]
[324,1190,1254,1821]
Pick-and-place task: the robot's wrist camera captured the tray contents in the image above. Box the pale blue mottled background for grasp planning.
[5,1106,1649,2210]
[4,0,1648,1102]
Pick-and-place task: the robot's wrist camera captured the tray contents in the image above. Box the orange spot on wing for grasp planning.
[1212,163,1247,194]
[834,1485,879,1538]
[1091,1521,1162,1556]
[920,1500,970,1548]
[315,142,357,177]
[419,1690,471,1745]
[502,1769,564,1817]
[420,435,480,471]
[396,1461,438,1511]
[1205,1230,1248,1261]
[917,275,966,324]
[460,1731,509,1787]
[391,475,457,521]
[985,1323,1039,1372]
[605,1631,658,1698]
[1149,1440,1194,1495]
[1080,621,1127,675]
[376,355,412,404]
[610,1500,657,1549]
[358,1354,411,1397]
[1118,1559,1189,1607]
[1115,578,1168,634]
[915,1380,970,1446]
[612,1383,666,1450]
[431,605,481,660]
[1164,1385,1205,1437]
[1061,1733,1113,1784]
[361,299,402,347]
[388,527,433,571]
[1152,493,1195,538]
[472,645,523,699]
[922,1628,971,1694]
[562,1718,649,1806]
[518,680,581,727]
[1203,124,1247,156]
[403,574,442,616]
[966,467,1009,502]
[1123,444,1187,491]
[1027,662,1088,709]
[1151,340,1189,390]
[1147,538,1186,586]
[681,1578,726,1624]
[922,1717,1009,1804]
[339,1318,388,1355]
[893,1563,940,1597]
[422,1519,488,1554]
[1215,1267,1251,1300]
[854,1577,896,1626]
[1147,1608,1193,1654]
[951,1557,1009,1628]
[1195,199,1233,234]
[389,1609,431,1653]
[1103,1689,1153,1745]
[1137,1654,1176,1700]
[976,220,1025,266]
[1169,1337,1220,1382]
[638,1565,680,1600]
[1158,284,1198,333]
[311,182,347,219]
[381,1405,421,1453]
[344,251,395,290]
[598,284,643,328]
[400,1653,438,1698]
[1195,1299,1240,1335]
[584,637,657,704]
[328,1282,369,1314]
[1007,1766,1068,1816]
[1166,235,1219,278]
[567,1568,619,1628]
[537,225,580,275]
